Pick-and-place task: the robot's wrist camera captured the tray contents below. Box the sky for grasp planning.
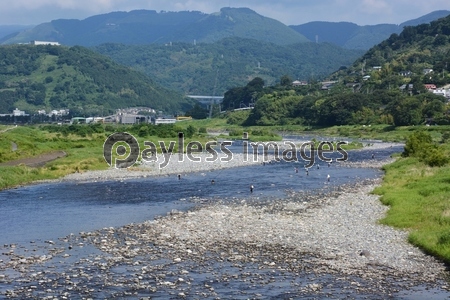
[2,0,450,26]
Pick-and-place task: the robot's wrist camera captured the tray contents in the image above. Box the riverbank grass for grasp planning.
[373,155,450,263]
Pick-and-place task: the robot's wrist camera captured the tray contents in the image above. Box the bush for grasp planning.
[423,147,449,167]
[403,131,448,167]
[403,131,433,157]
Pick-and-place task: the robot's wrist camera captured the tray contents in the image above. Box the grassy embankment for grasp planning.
[374,156,450,263]
[0,122,285,190]
[371,129,450,264]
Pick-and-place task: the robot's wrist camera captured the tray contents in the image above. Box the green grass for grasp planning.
[373,148,450,263]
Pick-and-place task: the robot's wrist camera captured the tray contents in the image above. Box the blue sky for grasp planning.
[2,0,450,26]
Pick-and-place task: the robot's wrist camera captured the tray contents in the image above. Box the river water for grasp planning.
[0,144,448,299]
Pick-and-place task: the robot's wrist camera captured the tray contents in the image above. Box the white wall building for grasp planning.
[30,40,60,46]
[12,108,25,116]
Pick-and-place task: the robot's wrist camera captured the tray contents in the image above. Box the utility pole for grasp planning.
[209,69,219,119]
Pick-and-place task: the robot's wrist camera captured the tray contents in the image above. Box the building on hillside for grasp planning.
[292,80,308,86]
[399,70,412,77]
[431,88,450,100]
[12,108,26,116]
[30,40,60,46]
[425,84,437,90]
[423,68,434,75]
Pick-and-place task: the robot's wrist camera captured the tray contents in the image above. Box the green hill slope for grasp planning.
[94,37,363,95]
[0,44,192,115]
[338,13,450,89]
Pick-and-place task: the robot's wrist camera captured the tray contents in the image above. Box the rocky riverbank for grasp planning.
[4,141,444,298]
[1,179,447,298]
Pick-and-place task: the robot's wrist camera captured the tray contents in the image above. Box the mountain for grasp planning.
[241,14,450,128]
[94,37,364,95]
[340,13,450,86]
[0,25,34,41]
[0,44,193,114]
[1,8,308,46]
[290,10,450,50]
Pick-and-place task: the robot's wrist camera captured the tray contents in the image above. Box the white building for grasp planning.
[154,118,177,125]
[30,40,60,46]
[12,108,25,116]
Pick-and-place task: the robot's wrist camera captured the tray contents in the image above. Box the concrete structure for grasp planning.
[153,117,177,125]
[30,40,60,46]
[120,114,148,125]
[12,108,25,116]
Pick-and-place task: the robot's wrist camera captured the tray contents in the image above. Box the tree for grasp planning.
[280,75,292,87]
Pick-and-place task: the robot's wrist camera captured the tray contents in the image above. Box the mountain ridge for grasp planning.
[290,10,450,49]
[0,8,308,46]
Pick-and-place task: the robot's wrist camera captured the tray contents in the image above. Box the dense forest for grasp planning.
[0,44,194,115]
[94,37,363,95]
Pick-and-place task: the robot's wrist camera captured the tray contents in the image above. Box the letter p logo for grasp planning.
[103,132,140,168]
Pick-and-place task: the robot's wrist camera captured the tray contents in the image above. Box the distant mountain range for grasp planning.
[290,10,450,50]
[1,8,449,49]
[0,8,308,47]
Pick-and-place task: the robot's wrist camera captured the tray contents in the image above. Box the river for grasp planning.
[0,144,449,299]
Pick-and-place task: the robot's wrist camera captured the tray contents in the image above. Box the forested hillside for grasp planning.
[338,14,450,91]
[0,45,193,115]
[223,15,450,127]
[94,37,363,95]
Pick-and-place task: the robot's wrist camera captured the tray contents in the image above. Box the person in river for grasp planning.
[177,174,181,180]
[327,174,330,182]
[211,179,215,185]
[250,185,254,193]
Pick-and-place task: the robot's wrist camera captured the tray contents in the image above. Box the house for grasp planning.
[399,70,412,77]
[363,75,371,80]
[12,108,25,116]
[373,66,382,71]
[423,68,433,75]
[424,84,437,90]
[399,84,414,91]
[432,88,449,98]
[292,80,308,86]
